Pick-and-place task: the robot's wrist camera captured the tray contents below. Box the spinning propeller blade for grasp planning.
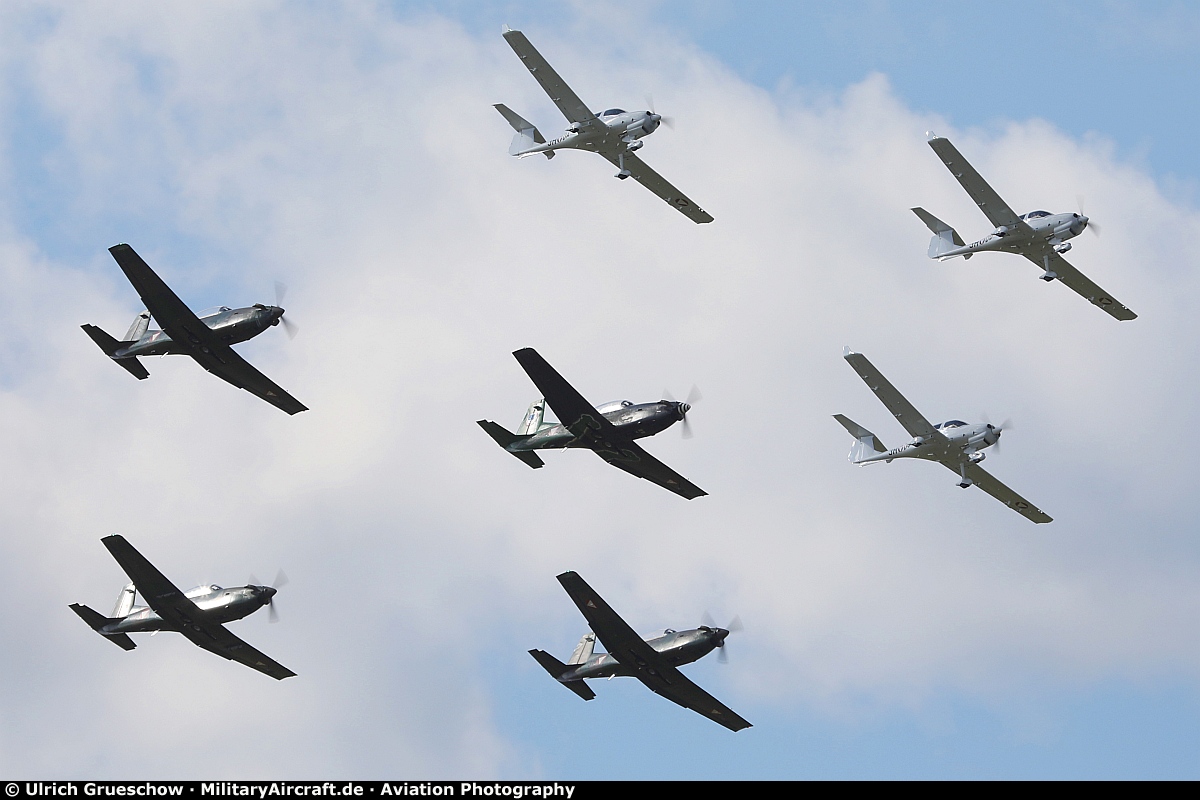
[273,282,299,339]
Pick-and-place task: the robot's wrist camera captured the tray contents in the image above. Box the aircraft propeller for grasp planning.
[249,569,289,623]
[701,611,743,664]
[663,385,703,439]
[644,94,675,130]
[274,281,300,340]
[1076,196,1100,237]
[981,413,1013,454]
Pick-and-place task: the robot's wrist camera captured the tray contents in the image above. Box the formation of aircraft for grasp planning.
[913,132,1136,321]
[478,347,706,499]
[61,24,1150,737]
[835,348,1051,524]
[69,535,295,680]
[495,27,713,224]
[530,571,750,732]
[82,244,306,415]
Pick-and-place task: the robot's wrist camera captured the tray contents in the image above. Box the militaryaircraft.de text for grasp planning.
[912,132,1135,321]
[530,571,750,732]
[70,535,295,680]
[495,27,713,224]
[478,347,706,499]
[834,348,1051,523]
[82,244,306,414]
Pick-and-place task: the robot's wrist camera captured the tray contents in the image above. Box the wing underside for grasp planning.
[594,441,707,500]
[944,461,1052,523]
[599,150,714,224]
[843,350,941,441]
[502,29,603,133]
[556,572,749,731]
[927,136,1024,230]
[1023,248,1137,321]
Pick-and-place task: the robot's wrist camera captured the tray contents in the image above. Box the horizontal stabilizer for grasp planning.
[911,207,969,260]
[81,325,149,380]
[69,603,136,651]
[495,104,554,160]
[477,420,545,468]
[833,414,886,463]
[529,649,595,700]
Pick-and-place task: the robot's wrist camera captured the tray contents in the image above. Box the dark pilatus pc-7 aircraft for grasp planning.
[82,244,306,414]
[478,348,705,499]
[531,571,749,731]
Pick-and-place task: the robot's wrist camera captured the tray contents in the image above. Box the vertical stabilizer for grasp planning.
[833,414,887,464]
[494,104,554,160]
[517,399,546,436]
[567,632,595,665]
[123,311,151,342]
[911,207,971,260]
[110,582,136,618]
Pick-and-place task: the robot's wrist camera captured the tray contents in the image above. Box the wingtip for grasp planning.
[925,130,938,141]
[502,24,516,35]
[842,345,855,358]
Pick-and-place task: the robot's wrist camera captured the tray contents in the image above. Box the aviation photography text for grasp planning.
[12,784,581,799]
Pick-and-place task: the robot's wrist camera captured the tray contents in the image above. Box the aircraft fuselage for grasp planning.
[102,584,275,635]
[524,110,661,157]
[558,626,729,682]
[511,400,687,452]
[114,305,284,359]
[857,420,1001,465]
[938,211,1090,260]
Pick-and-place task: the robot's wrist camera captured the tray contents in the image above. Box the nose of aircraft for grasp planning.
[677,401,691,419]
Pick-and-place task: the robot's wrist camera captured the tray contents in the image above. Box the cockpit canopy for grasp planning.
[599,108,626,117]
[595,399,635,414]
[936,420,968,429]
[643,628,677,639]
[185,584,222,597]
[1020,210,1052,220]
[198,305,233,318]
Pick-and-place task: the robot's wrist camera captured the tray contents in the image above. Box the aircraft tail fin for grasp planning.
[529,649,596,700]
[494,104,554,160]
[911,207,970,260]
[516,399,546,436]
[833,414,886,464]
[122,310,151,342]
[477,420,545,469]
[567,632,595,665]
[81,325,150,380]
[69,603,137,651]
[110,582,136,618]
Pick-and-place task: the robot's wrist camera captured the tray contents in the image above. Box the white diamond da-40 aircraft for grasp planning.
[912,133,1135,321]
[478,348,706,499]
[530,571,750,732]
[82,244,306,415]
[70,535,295,680]
[494,27,713,224]
[834,348,1051,524]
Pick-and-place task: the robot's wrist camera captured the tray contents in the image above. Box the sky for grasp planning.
[0,0,1198,780]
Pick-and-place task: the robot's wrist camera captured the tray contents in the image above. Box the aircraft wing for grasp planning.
[101,535,296,679]
[108,244,308,415]
[593,440,707,499]
[502,29,605,135]
[927,135,1025,231]
[1022,247,1137,321]
[843,349,943,442]
[556,572,750,732]
[599,150,714,224]
[512,348,611,434]
[943,461,1052,524]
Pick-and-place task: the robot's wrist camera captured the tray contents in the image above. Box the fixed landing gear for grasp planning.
[614,152,632,180]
